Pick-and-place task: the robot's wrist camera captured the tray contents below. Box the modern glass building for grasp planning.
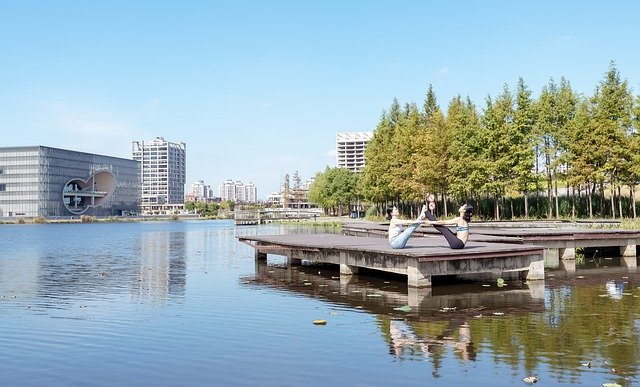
[0,146,140,217]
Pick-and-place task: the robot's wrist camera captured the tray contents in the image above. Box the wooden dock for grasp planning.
[342,222,640,270]
[238,233,544,288]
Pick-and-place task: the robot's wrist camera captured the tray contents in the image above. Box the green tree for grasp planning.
[512,78,537,218]
[481,85,515,220]
[308,167,360,216]
[361,99,402,204]
[590,61,634,218]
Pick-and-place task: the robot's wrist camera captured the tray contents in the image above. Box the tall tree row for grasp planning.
[359,62,640,220]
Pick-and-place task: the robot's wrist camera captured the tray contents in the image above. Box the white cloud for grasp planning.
[438,67,449,76]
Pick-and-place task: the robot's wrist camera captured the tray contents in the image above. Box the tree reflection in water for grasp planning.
[245,260,640,384]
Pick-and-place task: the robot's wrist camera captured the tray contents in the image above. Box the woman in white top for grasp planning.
[386,205,427,249]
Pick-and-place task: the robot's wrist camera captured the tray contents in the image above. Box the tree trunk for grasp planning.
[554,175,559,218]
[510,199,514,220]
[600,182,605,218]
[494,197,500,221]
[442,191,448,218]
[632,185,637,219]
[617,185,623,219]
[524,191,529,219]
[587,183,593,219]
[610,182,616,219]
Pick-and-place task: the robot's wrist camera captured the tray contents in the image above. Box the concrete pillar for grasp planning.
[544,249,560,269]
[525,259,545,281]
[620,244,637,257]
[559,258,576,273]
[340,264,359,275]
[560,247,576,260]
[338,251,358,276]
[407,260,431,288]
[621,255,638,269]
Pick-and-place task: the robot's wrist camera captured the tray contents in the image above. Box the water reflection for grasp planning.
[131,230,186,304]
[244,261,544,365]
[0,223,188,310]
[244,258,640,384]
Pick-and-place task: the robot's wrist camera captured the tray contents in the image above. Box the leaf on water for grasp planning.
[313,319,327,325]
[497,278,505,287]
[394,305,412,313]
[522,376,539,384]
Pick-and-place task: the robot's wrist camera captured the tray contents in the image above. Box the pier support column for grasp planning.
[559,258,576,274]
[544,249,560,269]
[620,244,637,257]
[525,259,545,281]
[339,251,358,276]
[340,264,359,275]
[560,247,576,260]
[621,255,638,269]
[407,260,431,288]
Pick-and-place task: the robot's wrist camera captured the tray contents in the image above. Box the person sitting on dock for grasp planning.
[423,202,473,250]
[387,205,428,249]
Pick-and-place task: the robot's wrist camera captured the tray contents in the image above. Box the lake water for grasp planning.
[1,220,639,386]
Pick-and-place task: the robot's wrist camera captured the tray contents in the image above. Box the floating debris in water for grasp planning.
[497,278,507,287]
[329,311,340,316]
[313,319,327,325]
[580,362,591,368]
[482,284,491,287]
[603,383,622,387]
[439,307,457,312]
[522,376,539,384]
[493,312,505,316]
[394,305,412,313]
[367,293,382,298]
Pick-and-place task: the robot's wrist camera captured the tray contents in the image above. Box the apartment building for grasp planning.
[336,132,373,172]
[132,137,186,213]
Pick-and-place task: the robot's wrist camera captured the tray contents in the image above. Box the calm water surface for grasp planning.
[1,220,639,386]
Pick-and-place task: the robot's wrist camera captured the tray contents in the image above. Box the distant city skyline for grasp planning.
[2,2,640,197]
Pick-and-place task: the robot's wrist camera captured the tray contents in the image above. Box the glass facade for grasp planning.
[0,146,140,217]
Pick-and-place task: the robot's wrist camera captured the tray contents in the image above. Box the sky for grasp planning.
[1,1,639,198]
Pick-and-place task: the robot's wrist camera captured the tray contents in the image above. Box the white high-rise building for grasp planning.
[336,132,373,172]
[186,180,212,201]
[245,182,257,203]
[132,137,186,206]
[218,180,258,203]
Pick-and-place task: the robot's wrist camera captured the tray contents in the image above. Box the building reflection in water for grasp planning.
[132,231,186,304]
[243,259,545,365]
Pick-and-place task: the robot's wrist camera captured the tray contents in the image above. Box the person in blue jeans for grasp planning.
[386,205,428,249]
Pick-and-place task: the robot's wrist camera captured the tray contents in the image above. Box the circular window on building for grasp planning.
[62,171,116,214]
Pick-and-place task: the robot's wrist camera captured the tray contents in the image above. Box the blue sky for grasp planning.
[1,1,639,198]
